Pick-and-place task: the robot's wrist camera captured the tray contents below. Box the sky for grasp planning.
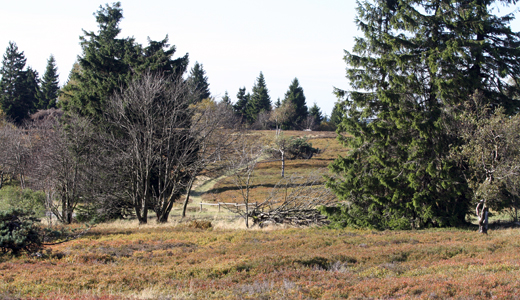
[1,1,519,116]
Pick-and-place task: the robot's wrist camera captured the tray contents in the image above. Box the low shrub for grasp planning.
[0,208,42,255]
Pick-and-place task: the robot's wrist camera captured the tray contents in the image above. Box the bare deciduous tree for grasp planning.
[225,137,264,228]
[0,120,32,189]
[30,113,95,224]
[105,72,214,224]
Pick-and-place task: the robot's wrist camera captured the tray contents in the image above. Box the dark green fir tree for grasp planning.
[309,102,323,127]
[221,91,232,106]
[38,54,60,109]
[63,2,188,119]
[247,72,271,123]
[283,78,308,128]
[0,42,39,123]
[233,87,250,123]
[325,0,520,229]
[188,62,211,103]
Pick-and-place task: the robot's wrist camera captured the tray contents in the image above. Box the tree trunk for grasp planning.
[135,198,148,224]
[182,177,196,218]
[280,150,285,178]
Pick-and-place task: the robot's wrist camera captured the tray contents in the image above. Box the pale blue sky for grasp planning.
[1,1,519,116]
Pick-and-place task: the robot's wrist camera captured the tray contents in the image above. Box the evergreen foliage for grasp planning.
[328,101,344,130]
[188,62,211,103]
[247,72,271,123]
[62,2,188,119]
[221,91,231,106]
[326,0,520,229]
[38,54,59,109]
[309,102,324,127]
[233,87,250,122]
[0,208,42,255]
[282,78,308,128]
[0,42,39,123]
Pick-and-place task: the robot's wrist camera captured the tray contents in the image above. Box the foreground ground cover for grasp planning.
[1,221,520,299]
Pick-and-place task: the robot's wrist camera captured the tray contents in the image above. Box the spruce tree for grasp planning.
[309,102,323,127]
[0,42,37,123]
[221,91,232,106]
[64,2,188,119]
[283,78,308,128]
[248,72,271,123]
[188,62,210,103]
[326,0,520,229]
[38,54,59,109]
[274,98,281,109]
[22,67,40,115]
[233,87,250,122]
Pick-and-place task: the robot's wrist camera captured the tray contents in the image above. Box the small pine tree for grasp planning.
[38,54,60,109]
[309,102,324,127]
[188,62,211,103]
[0,209,42,255]
[233,87,250,122]
[221,91,232,106]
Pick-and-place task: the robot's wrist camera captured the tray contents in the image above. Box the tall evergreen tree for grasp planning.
[62,2,188,119]
[326,0,520,229]
[22,67,40,115]
[0,42,38,123]
[188,62,210,103]
[38,54,59,109]
[283,78,308,128]
[248,72,271,123]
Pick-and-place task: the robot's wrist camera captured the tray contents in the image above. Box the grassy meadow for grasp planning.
[2,130,520,299]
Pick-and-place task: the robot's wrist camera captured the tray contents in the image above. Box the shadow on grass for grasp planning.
[202,182,319,196]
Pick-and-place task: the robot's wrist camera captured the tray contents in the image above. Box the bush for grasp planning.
[287,137,319,159]
[0,186,46,217]
[0,208,42,255]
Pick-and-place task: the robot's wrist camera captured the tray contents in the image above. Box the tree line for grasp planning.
[0,2,330,229]
[4,0,518,233]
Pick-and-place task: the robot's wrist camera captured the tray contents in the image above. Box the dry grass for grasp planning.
[202,130,346,206]
[2,224,520,299]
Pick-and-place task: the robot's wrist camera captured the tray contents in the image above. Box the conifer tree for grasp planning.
[248,72,271,123]
[188,62,210,103]
[221,91,231,106]
[63,2,188,119]
[309,102,323,127]
[326,0,520,229]
[38,54,59,109]
[233,87,250,122]
[22,67,40,115]
[274,98,281,109]
[0,42,38,123]
[283,78,308,128]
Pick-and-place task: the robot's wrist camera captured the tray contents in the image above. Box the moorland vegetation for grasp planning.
[2,0,520,298]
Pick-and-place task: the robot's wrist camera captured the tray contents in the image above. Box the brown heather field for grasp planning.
[2,130,520,299]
